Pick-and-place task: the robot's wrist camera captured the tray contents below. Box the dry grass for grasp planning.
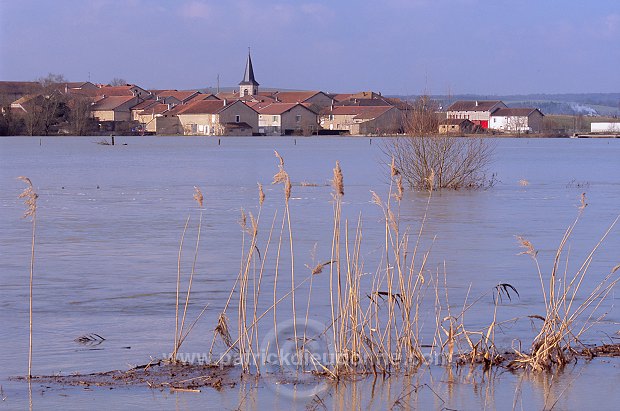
[199,158,619,381]
[508,201,620,371]
[171,186,209,363]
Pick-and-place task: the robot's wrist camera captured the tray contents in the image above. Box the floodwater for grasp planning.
[1,136,619,410]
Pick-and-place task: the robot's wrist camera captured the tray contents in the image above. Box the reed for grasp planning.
[18,176,38,380]
[509,197,620,371]
[203,157,617,384]
[171,186,207,363]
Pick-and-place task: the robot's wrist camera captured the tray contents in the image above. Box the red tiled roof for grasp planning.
[491,108,542,116]
[130,99,159,111]
[352,106,393,120]
[447,100,503,112]
[155,90,200,103]
[91,95,137,110]
[255,103,300,115]
[185,93,219,104]
[329,105,393,117]
[138,103,169,115]
[173,100,230,115]
[331,94,353,102]
[270,91,321,103]
[97,85,141,96]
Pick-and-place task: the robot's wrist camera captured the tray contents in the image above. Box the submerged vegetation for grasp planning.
[16,154,620,400]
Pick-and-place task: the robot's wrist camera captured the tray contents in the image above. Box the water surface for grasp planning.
[1,136,619,409]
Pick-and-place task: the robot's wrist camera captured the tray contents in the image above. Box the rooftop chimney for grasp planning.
[475,101,479,107]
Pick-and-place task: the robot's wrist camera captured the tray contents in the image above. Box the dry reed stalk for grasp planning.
[509,202,620,372]
[171,187,206,362]
[172,216,190,362]
[18,176,38,380]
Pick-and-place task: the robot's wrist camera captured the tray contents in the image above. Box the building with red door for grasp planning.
[446,100,507,129]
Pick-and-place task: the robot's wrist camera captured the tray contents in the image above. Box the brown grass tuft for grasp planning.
[332,161,344,196]
[516,235,538,258]
[258,183,265,206]
[18,176,38,219]
[193,186,204,208]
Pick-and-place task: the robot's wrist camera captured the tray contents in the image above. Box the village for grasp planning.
[0,52,586,137]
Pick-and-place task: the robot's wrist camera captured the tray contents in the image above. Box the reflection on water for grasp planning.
[1,136,619,409]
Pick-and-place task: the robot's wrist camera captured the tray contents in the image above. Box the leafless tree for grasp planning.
[68,96,94,135]
[403,95,439,136]
[109,78,128,86]
[384,95,494,190]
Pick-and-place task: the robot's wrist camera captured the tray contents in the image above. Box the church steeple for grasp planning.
[239,49,259,97]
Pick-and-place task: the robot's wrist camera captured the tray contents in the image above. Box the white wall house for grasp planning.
[591,122,620,133]
[446,100,507,129]
[489,108,544,133]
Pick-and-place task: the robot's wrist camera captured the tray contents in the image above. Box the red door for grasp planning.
[480,120,489,129]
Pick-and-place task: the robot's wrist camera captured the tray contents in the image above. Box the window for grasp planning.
[329,114,334,121]
[296,114,301,122]
[235,115,240,123]
[273,115,277,122]
[243,89,248,96]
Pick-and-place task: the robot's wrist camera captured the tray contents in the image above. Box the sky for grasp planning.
[0,0,618,95]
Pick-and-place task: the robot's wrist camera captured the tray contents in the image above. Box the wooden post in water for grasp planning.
[218,138,221,146]
[111,135,115,146]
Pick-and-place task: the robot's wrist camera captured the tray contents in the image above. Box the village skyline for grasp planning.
[1,1,619,95]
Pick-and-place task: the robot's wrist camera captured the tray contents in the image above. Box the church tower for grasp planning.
[239,50,259,97]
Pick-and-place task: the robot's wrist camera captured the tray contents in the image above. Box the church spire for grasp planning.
[239,48,259,96]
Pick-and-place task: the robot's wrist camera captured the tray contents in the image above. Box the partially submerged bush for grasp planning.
[384,135,495,190]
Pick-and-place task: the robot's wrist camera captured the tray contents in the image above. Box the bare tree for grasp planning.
[384,95,494,190]
[403,95,439,136]
[109,78,128,86]
[68,96,94,135]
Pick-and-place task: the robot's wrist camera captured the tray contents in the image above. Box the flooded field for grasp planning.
[1,136,619,410]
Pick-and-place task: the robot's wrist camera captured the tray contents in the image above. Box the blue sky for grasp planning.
[1,0,618,95]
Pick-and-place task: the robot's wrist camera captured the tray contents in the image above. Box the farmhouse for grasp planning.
[250,102,318,135]
[447,100,507,129]
[320,105,403,135]
[438,118,475,134]
[172,99,258,136]
[489,108,544,133]
[90,95,139,122]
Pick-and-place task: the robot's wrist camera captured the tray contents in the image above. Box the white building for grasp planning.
[489,108,544,133]
[591,122,620,133]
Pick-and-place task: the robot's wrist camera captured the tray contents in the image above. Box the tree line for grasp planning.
[0,74,100,136]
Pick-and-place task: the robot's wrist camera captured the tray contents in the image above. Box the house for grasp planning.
[130,99,161,121]
[265,91,333,110]
[320,106,402,135]
[135,103,172,133]
[250,102,318,135]
[0,81,98,104]
[153,90,202,104]
[591,122,620,133]
[438,118,476,134]
[446,100,507,129]
[489,108,544,133]
[172,99,258,136]
[91,95,139,122]
[97,84,151,99]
